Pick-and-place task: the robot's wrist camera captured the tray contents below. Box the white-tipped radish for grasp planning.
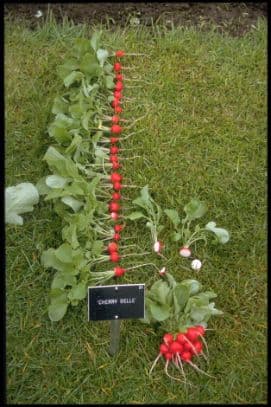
[179,246,191,257]
[153,241,164,253]
[191,259,202,271]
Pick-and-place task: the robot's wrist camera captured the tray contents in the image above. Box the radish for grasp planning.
[159,266,166,276]
[163,333,174,345]
[113,233,121,241]
[109,202,121,212]
[115,81,123,91]
[115,50,146,57]
[111,125,122,134]
[153,240,164,253]
[110,137,119,143]
[191,259,202,271]
[114,91,123,99]
[176,333,187,345]
[110,173,122,183]
[179,246,191,257]
[113,182,122,191]
[111,100,121,108]
[114,224,124,232]
[110,252,120,262]
[110,212,119,221]
[114,106,123,113]
[114,266,126,277]
[114,62,122,72]
[111,115,120,124]
[112,192,121,201]
[110,155,119,163]
[112,161,121,169]
[107,242,118,253]
[110,146,119,154]
[180,351,192,363]
[115,74,123,81]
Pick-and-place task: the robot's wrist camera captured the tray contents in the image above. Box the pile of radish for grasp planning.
[149,327,212,382]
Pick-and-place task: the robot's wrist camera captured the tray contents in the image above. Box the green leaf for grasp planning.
[173,284,190,311]
[48,289,69,321]
[90,31,102,51]
[126,211,146,220]
[105,75,115,89]
[57,58,79,80]
[52,96,69,115]
[36,177,51,195]
[149,303,170,321]
[45,175,68,189]
[43,146,80,179]
[5,182,39,225]
[67,282,87,301]
[54,243,73,264]
[205,221,230,244]
[148,280,171,305]
[51,272,77,289]
[172,231,182,241]
[62,223,79,249]
[97,48,109,66]
[164,209,180,227]
[141,185,151,203]
[79,53,101,76]
[91,240,104,257]
[61,196,84,212]
[184,198,207,220]
[180,279,202,295]
[64,71,84,87]
[73,38,91,57]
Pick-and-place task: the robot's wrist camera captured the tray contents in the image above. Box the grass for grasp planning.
[5,13,267,404]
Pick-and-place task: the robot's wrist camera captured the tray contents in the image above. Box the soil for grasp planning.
[5,2,267,37]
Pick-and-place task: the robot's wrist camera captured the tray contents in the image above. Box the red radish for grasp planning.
[169,341,183,354]
[183,341,192,352]
[111,100,120,108]
[176,333,187,345]
[115,106,123,113]
[110,212,119,220]
[160,343,169,354]
[110,252,120,262]
[180,351,192,363]
[114,266,126,277]
[110,137,119,143]
[112,161,121,169]
[111,125,122,134]
[114,62,122,72]
[108,242,118,253]
[115,50,125,57]
[114,91,123,99]
[164,352,173,360]
[191,341,203,355]
[153,241,164,253]
[163,333,174,345]
[113,182,122,191]
[110,155,119,163]
[186,327,200,343]
[114,224,123,232]
[109,202,120,212]
[112,115,120,124]
[194,325,206,336]
[159,266,166,276]
[110,146,119,154]
[115,81,123,91]
[115,73,123,80]
[110,173,122,183]
[113,233,121,241]
[179,246,191,257]
[112,192,121,201]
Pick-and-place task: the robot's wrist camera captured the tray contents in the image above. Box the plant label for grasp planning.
[88,283,145,321]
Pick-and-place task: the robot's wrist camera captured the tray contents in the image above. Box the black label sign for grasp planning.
[88,284,145,321]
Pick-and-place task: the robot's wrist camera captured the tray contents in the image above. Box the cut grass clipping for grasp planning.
[5,14,267,405]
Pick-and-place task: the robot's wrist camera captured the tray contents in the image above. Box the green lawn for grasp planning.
[5,14,267,404]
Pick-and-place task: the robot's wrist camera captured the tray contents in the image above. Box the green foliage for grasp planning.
[143,273,221,332]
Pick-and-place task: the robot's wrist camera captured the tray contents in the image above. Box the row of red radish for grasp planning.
[106,51,130,277]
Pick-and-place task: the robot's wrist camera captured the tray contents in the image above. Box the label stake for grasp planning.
[109,318,121,356]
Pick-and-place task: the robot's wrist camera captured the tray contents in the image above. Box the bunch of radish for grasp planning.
[149,326,213,382]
